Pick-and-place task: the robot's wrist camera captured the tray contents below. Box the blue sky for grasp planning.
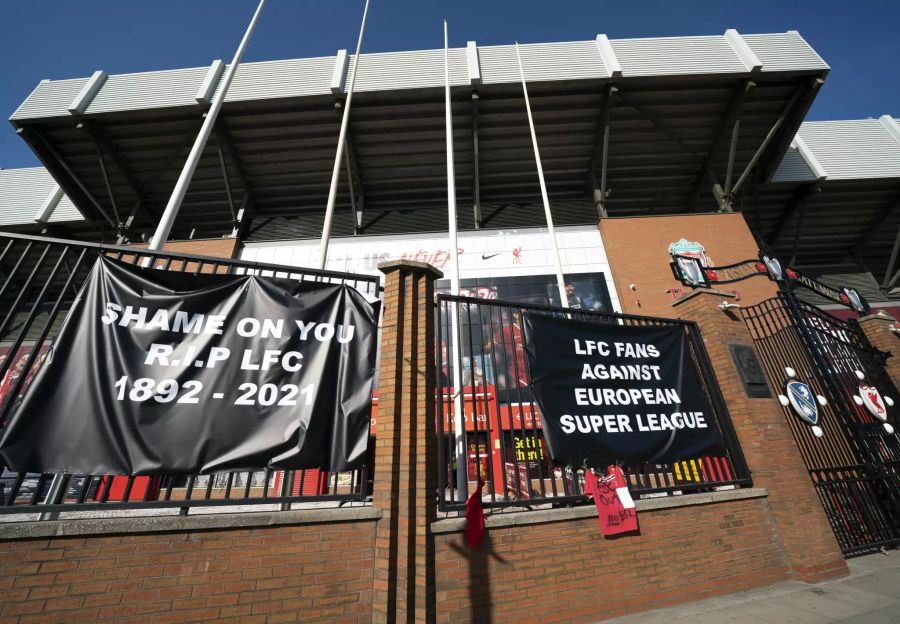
[1,0,898,168]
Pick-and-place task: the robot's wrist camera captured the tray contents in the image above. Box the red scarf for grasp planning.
[465,479,486,547]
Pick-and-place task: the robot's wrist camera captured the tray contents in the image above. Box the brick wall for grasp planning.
[599,213,778,317]
[131,238,241,260]
[123,238,241,274]
[674,290,848,582]
[434,496,787,623]
[0,518,375,624]
[858,311,900,390]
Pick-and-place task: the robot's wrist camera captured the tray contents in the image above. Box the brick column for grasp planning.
[858,311,900,390]
[673,289,849,583]
[372,260,442,624]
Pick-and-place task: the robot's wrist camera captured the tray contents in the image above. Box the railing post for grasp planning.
[673,288,848,582]
[372,260,442,624]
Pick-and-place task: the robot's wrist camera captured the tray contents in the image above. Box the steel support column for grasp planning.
[789,196,807,266]
[216,138,238,224]
[731,79,823,198]
[331,101,366,236]
[22,128,117,229]
[768,183,821,247]
[617,93,721,189]
[587,85,616,219]
[684,80,754,212]
[94,141,121,226]
[881,226,900,290]
[472,93,482,228]
[850,187,900,256]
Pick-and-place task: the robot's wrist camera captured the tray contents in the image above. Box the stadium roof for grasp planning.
[0,167,83,228]
[747,116,900,292]
[8,29,828,242]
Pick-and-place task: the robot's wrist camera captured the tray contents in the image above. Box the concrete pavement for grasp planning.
[602,551,900,623]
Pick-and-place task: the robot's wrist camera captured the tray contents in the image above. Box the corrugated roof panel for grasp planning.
[50,194,82,223]
[611,35,746,77]
[345,48,468,92]
[10,32,832,121]
[797,120,900,180]
[770,145,818,183]
[85,66,210,114]
[9,78,89,121]
[479,41,608,85]
[741,32,829,72]
[0,168,83,226]
[215,56,335,102]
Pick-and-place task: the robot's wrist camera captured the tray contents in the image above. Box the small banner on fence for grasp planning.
[522,314,725,467]
[0,257,379,475]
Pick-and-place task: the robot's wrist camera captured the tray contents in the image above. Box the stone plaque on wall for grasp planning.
[728,343,772,398]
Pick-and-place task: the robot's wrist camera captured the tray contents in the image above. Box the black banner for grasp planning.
[0,257,379,475]
[523,314,725,467]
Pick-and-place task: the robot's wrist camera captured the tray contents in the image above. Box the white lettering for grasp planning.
[144,343,173,365]
[101,302,121,324]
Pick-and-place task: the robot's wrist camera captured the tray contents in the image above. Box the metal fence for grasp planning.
[743,293,900,556]
[435,294,751,513]
[0,232,380,517]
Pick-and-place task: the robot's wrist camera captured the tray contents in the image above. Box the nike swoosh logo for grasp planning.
[482,253,501,260]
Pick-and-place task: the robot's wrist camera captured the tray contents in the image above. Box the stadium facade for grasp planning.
[1,25,899,624]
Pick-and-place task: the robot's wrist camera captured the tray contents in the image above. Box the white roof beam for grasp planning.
[792,134,828,181]
[67,70,107,115]
[880,114,900,146]
[34,184,64,224]
[466,41,481,86]
[724,29,763,72]
[595,35,622,78]
[331,49,348,94]
[195,60,225,105]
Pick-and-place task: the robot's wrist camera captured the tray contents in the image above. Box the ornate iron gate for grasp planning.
[743,292,900,556]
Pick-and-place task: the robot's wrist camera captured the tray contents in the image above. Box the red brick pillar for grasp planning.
[372,260,442,624]
[857,311,900,390]
[673,289,849,582]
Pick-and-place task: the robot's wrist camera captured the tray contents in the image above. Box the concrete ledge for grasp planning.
[0,506,383,540]
[377,259,444,279]
[431,487,767,534]
[858,311,896,324]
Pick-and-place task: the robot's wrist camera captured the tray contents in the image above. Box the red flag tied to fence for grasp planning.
[465,479,486,547]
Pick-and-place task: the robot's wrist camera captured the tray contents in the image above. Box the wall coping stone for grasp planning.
[858,311,896,324]
[671,287,738,307]
[0,506,382,540]
[430,487,768,534]
[378,259,444,279]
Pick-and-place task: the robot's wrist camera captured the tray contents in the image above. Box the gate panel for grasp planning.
[743,293,900,556]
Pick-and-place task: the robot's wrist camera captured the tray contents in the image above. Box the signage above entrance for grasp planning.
[669,248,870,314]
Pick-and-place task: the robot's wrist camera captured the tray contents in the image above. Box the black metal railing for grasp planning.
[0,232,380,517]
[435,294,751,513]
[743,293,900,556]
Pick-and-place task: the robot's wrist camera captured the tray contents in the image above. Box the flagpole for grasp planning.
[319,0,370,269]
[515,42,569,308]
[444,20,468,503]
[148,0,266,251]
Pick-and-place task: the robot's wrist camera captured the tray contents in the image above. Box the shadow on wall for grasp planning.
[449,533,508,623]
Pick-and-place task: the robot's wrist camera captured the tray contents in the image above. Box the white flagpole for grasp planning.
[515,42,569,308]
[444,20,467,502]
[319,0,370,269]
[148,0,266,251]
